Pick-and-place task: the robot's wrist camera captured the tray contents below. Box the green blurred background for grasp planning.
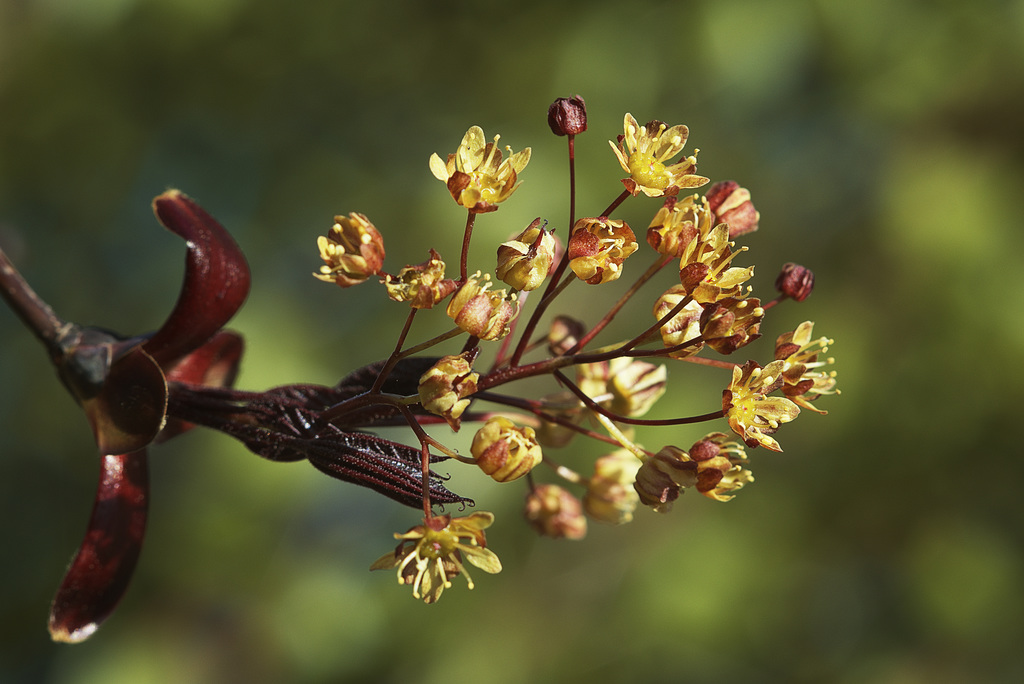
[2,0,1022,682]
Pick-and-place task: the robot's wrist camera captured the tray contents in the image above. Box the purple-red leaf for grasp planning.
[144,190,250,368]
[49,451,149,643]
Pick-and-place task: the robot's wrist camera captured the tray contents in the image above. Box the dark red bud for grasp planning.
[775,263,815,302]
[547,96,588,136]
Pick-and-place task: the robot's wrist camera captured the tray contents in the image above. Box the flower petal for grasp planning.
[49,451,149,643]
[144,191,250,367]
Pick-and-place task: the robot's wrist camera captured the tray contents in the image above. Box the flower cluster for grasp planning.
[313,97,838,602]
[0,96,838,636]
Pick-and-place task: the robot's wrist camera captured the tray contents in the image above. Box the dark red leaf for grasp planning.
[49,451,149,643]
[144,191,250,367]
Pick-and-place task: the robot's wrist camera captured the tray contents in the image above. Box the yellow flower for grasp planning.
[314,213,386,287]
[646,194,714,258]
[609,113,709,198]
[774,321,839,413]
[418,353,479,429]
[471,416,543,482]
[429,126,531,213]
[583,449,641,524]
[446,271,519,340]
[496,218,557,291]
[576,358,666,418]
[652,285,705,358]
[688,432,753,502]
[524,484,588,540]
[679,222,754,305]
[566,216,638,285]
[722,360,801,452]
[634,434,754,511]
[383,249,457,309]
[370,512,502,604]
[700,296,764,354]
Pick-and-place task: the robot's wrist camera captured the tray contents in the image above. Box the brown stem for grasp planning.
[553,369,722,426]
[371,308,419,394]
[459,211,476,282]
[568,254,672,354]
[0,246,71,355]
[567,134,577,233]
[472,390,621,448]
[600,189,631,218]
[621,291,695,353]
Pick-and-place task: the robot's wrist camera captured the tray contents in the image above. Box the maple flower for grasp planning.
[446,271,519,340]
[687,433,753,502]
[679,223,755,305]
[705,180,760,238]
[577,357,666,418]
[646,194,714,258]
[609,113,709,197]
[313,212,385,287]
[496,218,557,291]
[567,216,638,285]
[634,434,753,511]
[429,126,531,213]
[722,360,801,452]
[774,321,839,413]
[583,450,641,524]
[471,416,543,482]
[700,296,764,354]
[370,512,502,604]
[418,353,479,429]
[383,248,457,309]
[653,285,705,358]
[524,484,588,539]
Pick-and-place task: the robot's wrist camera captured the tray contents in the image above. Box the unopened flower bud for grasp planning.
[418,353,479,429]
[548,315,586,356]
[446,272,519,340]
[583,450,640,524]
[471,416,543,482]
[496,218,557,291]
[314,213,385,287]
[774,262,815,302]
[524,484,587,539]
[705,181,759,238]
[567,217,638,285]
[547,95,588,136]
[700,297,764,354]
[383,249,457,308]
